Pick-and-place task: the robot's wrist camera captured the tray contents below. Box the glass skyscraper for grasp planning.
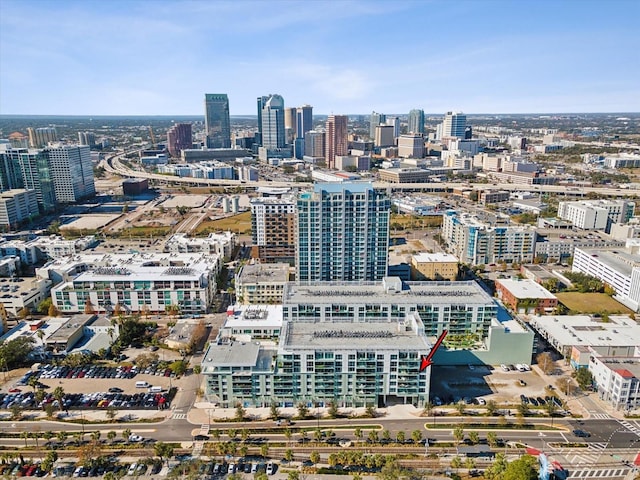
[204,94,231,148]
[260,94,286,149]
[296,182,390,282]
[408,109,425,134]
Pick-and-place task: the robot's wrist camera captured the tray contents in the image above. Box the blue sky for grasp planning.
[1,0,639,115]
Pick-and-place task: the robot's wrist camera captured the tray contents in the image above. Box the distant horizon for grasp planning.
[1,1,639,115]
[2,112,639,119]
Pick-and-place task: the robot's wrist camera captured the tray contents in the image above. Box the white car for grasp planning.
[127,463,137,476]
[128,434,144,442]
[228,463,236,473]
[501,364,509,372]
[266,462,275,475]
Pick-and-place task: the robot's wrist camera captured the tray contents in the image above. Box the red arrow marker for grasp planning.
[419,329,448,372]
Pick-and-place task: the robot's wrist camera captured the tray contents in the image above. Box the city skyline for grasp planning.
[1,0,639,116]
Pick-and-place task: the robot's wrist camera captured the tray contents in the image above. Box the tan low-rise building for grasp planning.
[410,252,459,281]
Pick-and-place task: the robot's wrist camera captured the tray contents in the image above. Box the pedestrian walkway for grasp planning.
[619,420,640,437]
[568,466,631,479]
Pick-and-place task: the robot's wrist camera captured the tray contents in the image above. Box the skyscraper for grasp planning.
[441,111,467,139]
[297,182,390,282]
[284,107,296,144]
[204,94,231,148]
[296,105,313,139]
[324,115,348,169]
[408,109,425,134]
[370,111,386,139]
[261,94,286,149]
[250,195,297,263]
[256,95,269,146]
[45,145,95,203]
[387,116,400,138]
[166,123,192,158]
[304,131,325,158]
[0,147,56,213]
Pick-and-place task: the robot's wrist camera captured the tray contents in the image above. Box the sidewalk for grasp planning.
[187,402,423,425]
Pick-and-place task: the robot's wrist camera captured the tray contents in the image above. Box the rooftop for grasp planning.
[496,278,556,300]
[530,315,640,348]
[282,321,431,351]
[284,279,495,306]
[576,248,640,277]
[201,341,276,371]
[412,252,458,263]
[236,263,290,284]
[224,305,283,329]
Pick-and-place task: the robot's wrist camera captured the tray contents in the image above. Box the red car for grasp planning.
[8,388,21,393]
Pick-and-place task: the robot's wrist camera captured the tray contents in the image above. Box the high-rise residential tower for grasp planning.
[441,111,467,139]
[408,109,425,134]
[166,123,193,158]
[297,182,390,282]
[304,131,325,158]
[261,94,286,149]
[250,195,297,263]
[370,111,386,139]
[324,115,348,169]
[204,94,231,148]
[45,145,95,203]
[78,132,96,147]
[27,127,58,148]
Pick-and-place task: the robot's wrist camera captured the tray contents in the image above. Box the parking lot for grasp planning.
[430,364,558,408]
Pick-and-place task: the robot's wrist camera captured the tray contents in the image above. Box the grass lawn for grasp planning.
[196,211,252,235]
[390,214,442,228]
[556,292,634,315]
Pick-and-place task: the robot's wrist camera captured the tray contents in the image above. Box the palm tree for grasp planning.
[453,426,464,444]
[396,430,406,444]
[260,444,269,459]
[122,429,132,443]
[42,431,54,447]
[20,431,29,448]
[90,431,101,444]
[56,431,68,445]
[53,386,65,411]
[487,431,498,447]
[354,427,363,446]
[27,376,39,393]
[107,431,117,444]
[411,430,423,444]
[284,449,294,463]
[284,427,292,446]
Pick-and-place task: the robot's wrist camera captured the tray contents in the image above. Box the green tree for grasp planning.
[37,298,53,314]
[354,427,363,445]
[56,431,68,445]
[468,431,479,445]
[20,431,29,447]
[453,426,465,444]
[309,451,320,465]
[10,404,23,421]
[284,449,294,463]
[154,442,174,465]
[454,401,466,415]
[365,404,377,418]
[395,430,405,444]
[296,402,309,419]
[573,367,594,390]
[107,431,117,444]
[269,403,280,420]
[367,430,379,444]
[411,429,423,444]
[260,443,269,459]
[487,431,498,447]
[234,403,246,422]
[537,351,555,374]
[501,455,538,480]
[486,400,497,416]
[53,386,65,411]
[106,406,118,422]
[122,428,132,442]
[284,427,292,446]
[327,400,339,419]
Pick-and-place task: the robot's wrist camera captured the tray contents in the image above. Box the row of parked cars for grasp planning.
[178,460,277,477]
[0,463,46,477]
[58,461,163,478]
[0,388,173,411]
[520,394,563,408]
[36,364,139,380]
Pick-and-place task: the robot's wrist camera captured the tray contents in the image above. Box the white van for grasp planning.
[135,381,149,388]
[149,386,162,393]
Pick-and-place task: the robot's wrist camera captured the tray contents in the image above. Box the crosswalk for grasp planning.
[589,413,612,419]
[172,413,187,419]
[564,442,608,465]
[568,467,630,479]
[619,419,640,437]
[192,441,204,457]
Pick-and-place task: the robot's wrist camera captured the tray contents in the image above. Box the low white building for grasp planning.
[163,232,236,258]
[589,354,640,411]
[235,263,290,305]
[0,277,52,316]
[557,200,635,233]
[572,247,640,312]
[219,304,283,341]
[529,314,640,362]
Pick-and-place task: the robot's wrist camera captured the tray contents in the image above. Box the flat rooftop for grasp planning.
[224,305,283,329]
[599,357,640,379]
[497,278,556,300]
[201,342,275,372]
[284,280,495,306]
[577,248,640,277]
[413,252,458,263]
[530,315,640,347]
[282,321,431,351]
[237,263,290,284]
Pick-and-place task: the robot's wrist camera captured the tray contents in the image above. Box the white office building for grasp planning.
[557,200,635,233]
[44,144,95,202]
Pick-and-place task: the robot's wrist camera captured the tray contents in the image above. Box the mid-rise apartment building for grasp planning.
[0,189,38,228]
[49,252,221,314]
[235,263,290,305]
[45,145,95,203]
[442,212,536,265]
